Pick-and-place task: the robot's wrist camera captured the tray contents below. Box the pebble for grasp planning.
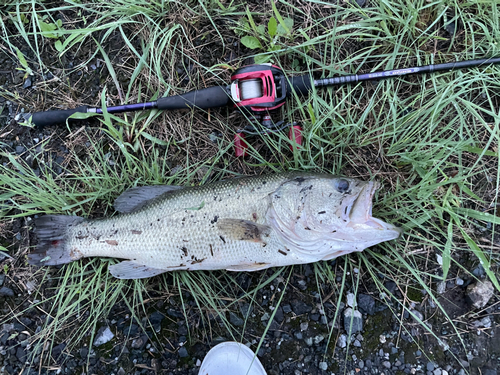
[434,369,442,375]
[427,362,435,371]
[346,293,356,307]
[472,316,491,329]
[300,322,308,331]
[0,274,4,286]
[338,334,347,348]
[437,281,446,294]
[313,335,324,345]
[261,313,270,322]
[382,361,391,369]
[229,312,244,327]
[304,337,313,346]
[456,277,464,286]
[196,359,201,366]
[0,287,14,297]
[178,346,188,358]
[353,339,361,347]
[357,294,375,315]
[318,362,328,370]
[411,309,424,323]
[23,77,32,89]
[343,308,363,333]
[291,300,312,315]
[467,281,494,308]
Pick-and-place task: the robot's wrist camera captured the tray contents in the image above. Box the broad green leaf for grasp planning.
[268,17,277,37]
[256,25,266,36]
[54,40,63,51]
[241,36,262,50]
[15,48,28,70]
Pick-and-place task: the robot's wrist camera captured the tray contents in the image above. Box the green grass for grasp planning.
[1,0,499,371]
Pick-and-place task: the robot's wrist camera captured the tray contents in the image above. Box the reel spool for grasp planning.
[230,64,287,112]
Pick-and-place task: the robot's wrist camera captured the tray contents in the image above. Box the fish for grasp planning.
[28,172,401,279]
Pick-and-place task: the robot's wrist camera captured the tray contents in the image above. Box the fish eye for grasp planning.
[336,179,350,193]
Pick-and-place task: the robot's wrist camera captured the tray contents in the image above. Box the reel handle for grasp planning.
[288,125,302,150]
[234,133,248,157]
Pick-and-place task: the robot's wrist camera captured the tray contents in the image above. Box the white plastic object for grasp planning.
[198,341,267,375]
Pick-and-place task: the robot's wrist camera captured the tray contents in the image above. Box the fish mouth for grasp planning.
[344,181,401,237]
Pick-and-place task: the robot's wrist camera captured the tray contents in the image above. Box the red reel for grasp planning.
[230,64,287,112]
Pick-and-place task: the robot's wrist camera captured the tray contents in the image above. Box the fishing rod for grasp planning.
[30,56,500,156]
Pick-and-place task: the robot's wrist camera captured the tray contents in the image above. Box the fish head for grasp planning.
[268,175,401,261]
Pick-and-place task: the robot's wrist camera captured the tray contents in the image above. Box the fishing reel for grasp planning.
[229,64,303,157]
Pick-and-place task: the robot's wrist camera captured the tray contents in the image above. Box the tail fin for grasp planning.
[29,215,85,266]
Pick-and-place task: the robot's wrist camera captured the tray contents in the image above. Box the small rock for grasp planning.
[131,335,148,350]
[282,305,292,313]
[427,362,435,371]
[178,346,188,358]
[294,332,303,340]
[346,293,356,308]
[0,287,14,297]
[411,309,424,323]
[382,361,391,369]
[93,327,114,347]
[467,281,494,308]
[338,334,347,348]
[0,274,5,286]
[351,0,366,7]
[319,362,328,371]
[357,294,375,315]
[437,281,446,294]
[15,146,25,154]
[343,308,363,334]
[196,358,201,366]
[229,312,244,327]
[300,322,308,331]
[353,339,361,347]
[23,77,32,89]
[261,313,270,322]
[305,337,313,346]
[359,360,364,369]
[456,277,464,286]
[313,335,324,345]
[472,316,491,329]
[379,335,386,343]
[117,368,125,375]
[472,265,485,278]
[291,300,312,315]
[434,369,442,375]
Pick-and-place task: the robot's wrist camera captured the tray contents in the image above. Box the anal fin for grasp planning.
[226,262,271,272]
[108,261,167,279]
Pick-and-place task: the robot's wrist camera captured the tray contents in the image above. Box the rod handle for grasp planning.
[157,86,230,110]
[286,75,313,95]
[30,106,89,128]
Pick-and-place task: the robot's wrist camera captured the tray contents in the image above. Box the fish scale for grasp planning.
[29,172,401,279]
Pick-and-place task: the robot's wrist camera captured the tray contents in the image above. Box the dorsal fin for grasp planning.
[114,185,183,213]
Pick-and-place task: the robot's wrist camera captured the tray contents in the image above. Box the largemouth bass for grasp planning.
[29,172,401,279]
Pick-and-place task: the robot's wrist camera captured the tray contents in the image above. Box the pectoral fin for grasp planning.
[114,185,183,213]
[217,219,271,243]
[109,261,167,279]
